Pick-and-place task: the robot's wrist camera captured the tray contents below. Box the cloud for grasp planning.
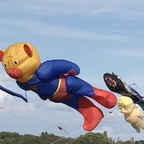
[1,0,144,45]
[0,0,116,16]
[1,0,144,20]
[0,17,132,42]
[107,48,144,58]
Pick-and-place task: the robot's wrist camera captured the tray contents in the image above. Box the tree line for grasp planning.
[0,131,143,144]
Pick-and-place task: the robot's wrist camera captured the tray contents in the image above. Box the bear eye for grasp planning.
[3,64,7,68]
[13,60,18,65]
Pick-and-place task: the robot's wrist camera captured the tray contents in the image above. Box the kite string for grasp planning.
[50,114,112,144]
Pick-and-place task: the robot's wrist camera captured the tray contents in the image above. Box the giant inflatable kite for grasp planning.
[118,96,144,133]
[0,42,117,131]
[103,72,144,110]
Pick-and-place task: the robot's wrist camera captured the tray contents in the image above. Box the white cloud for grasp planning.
[1,0,144,20]
[0,0,116,16]
[0,17,132,42]
[107,48,144,58]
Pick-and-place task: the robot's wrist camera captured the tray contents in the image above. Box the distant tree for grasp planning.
[0,131,20,144]
[0,139,5,144]
[21,134,40,144]
[72,131,113,144]
[135,140,144,144]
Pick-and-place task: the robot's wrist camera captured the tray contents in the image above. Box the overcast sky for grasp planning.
[0,0,144,142]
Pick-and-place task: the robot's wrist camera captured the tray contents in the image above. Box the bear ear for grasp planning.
[23,44,32,57]
[0,50,4,62]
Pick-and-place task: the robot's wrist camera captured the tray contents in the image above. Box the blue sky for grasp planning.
[0,0,144,142]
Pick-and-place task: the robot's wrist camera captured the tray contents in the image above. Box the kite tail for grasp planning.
[0,85,28,102]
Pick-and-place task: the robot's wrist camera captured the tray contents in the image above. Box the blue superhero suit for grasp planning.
[17,60,117,131]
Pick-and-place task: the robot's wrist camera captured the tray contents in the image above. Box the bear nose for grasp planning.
[7,67,23,79]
